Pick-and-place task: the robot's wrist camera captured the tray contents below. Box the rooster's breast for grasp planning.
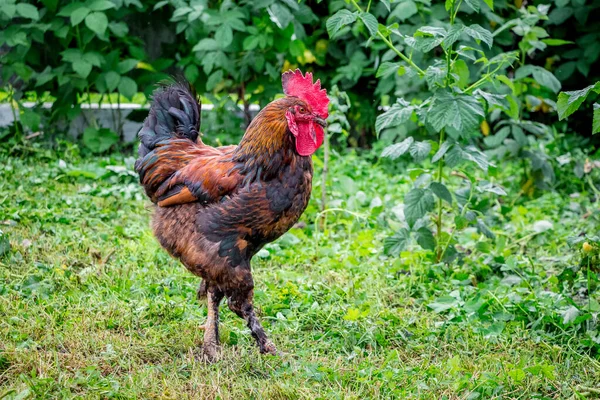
[198,159,313,266]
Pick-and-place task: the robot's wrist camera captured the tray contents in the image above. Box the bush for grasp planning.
[2,0,599,149]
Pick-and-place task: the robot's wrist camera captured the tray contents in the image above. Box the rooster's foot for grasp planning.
[260,340,278,356]
[200,344,220,362]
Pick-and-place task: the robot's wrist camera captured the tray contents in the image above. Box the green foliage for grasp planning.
[557,82,600,134]
[2,0,599,150]
[328,0,555,261]
[0,0,327,150]
[1,140,599,398]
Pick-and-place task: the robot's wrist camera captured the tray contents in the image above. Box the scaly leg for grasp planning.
[197,279,207,300]
[202,284,224,361]
[227,278,277,355]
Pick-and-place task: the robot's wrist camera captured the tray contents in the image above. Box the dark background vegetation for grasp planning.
[1,0,599,147]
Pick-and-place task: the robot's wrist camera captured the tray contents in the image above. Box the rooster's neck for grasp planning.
[232,98,304,180]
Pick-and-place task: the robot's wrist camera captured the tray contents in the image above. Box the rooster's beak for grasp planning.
[314,116,328,128]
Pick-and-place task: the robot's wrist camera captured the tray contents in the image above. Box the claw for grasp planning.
[260,340,278,356]
[199,344,220,363]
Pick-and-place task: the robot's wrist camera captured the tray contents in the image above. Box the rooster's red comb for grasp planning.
[282,69,329,118]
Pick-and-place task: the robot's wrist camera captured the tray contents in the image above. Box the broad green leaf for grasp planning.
[477,181,507,196]
[268,3,293,29]
[482,321,505,338]
[542,38,573,46]
[380,0,391,12]
[455,215,468,229]
[496,74,515,94]
[556,83,600,120]
[118,76,137,99]
[242,36,259,51]
[206,70,224,91]
[193,38,220,52]
[443,24,464,49]
[517,66,561,93]
[453,59,470,89]
[474,89,508,109]
[416,227,436,251]
[71,6,90,25]
[562,306,580,324]
[483,0,493,10]
[16,3,39,20]
[381,137,414,159]
[343,308,361,321]
[2,4,16,18]
[424,65,446,90]
[445,144,490,171]
[409,141,432,162]
[289,40,305,58]
[326,10,357,38]
[82,52,103,67]
[476,218,495,239]
[427,91,484,133]
[531,67,561,93]
[416,26,447,37]
[389,0,417,21]
[593,103,600,134]
[404,188,435,228]
[384,229,410,256]
[58,3,84,16]
[61,49,82,63]
[483,126,510,147]
[432,141,452,163]
[72,59,92,78]
[464,25,493,48]
[430,182,453,204]
[35,67,55,87]
[512,125,527,147]
[464,0,480,12]
[376,99,416,134]
[407,36,444,53]
[20,108,41,130]
[359,13,379,37]
[109,21,129,37]
[376,62,402,78]
[184,64,199,83]
[172,6,191,19]
[215,25,233,47]
[428,296,459,313]
[515,65,534,80]
[104,71,120,92]
[279,0,299,11]
[85,12,108,36]
[118,59,138,74]
[548,7,573,25]
[82,127,119,153]
[87,0,116,11]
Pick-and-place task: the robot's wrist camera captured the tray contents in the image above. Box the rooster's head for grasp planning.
[282,69,329,156]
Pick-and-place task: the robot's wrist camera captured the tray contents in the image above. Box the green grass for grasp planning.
[1,143,599,399]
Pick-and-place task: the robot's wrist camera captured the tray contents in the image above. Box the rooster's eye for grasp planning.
[299,107,306,114]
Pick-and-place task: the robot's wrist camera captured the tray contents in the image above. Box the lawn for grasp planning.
[1,143,599,399]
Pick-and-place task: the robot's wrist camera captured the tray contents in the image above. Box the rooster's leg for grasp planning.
[228,276,277,355]
[202,284,223,361]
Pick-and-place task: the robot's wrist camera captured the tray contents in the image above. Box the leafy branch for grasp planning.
[329,0,426,76]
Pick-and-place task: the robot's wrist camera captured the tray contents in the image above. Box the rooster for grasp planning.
[135,70,329,360]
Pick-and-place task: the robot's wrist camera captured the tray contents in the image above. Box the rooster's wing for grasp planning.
[137,139,242,207]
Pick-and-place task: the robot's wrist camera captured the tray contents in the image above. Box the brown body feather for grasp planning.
[135,85,314,357]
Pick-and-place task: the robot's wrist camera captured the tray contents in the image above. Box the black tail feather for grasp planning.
[136,80,201,158]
